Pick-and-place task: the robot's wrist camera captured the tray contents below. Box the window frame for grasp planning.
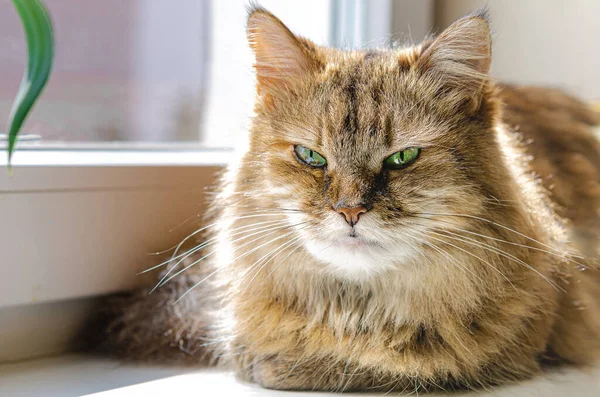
[0,0,399,363]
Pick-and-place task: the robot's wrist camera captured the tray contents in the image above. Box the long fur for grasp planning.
[86,7,600,392]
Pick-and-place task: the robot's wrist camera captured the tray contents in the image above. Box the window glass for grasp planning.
[0,0,333,147]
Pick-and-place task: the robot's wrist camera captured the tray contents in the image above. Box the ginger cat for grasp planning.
[90,7,600,392]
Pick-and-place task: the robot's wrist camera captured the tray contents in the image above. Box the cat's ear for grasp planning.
[246,7,320,100]
[416,10,492,113]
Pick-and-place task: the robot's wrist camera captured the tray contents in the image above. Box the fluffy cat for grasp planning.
[90,7,600,392]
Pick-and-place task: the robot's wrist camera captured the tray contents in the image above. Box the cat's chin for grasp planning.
[304,236,410,280]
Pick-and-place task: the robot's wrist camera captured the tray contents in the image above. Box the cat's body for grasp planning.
[93,8,600,392]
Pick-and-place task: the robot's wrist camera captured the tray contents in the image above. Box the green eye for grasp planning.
[384,147,421,170]
[294,145,327,167]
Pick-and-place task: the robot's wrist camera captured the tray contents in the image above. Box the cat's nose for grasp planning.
[335,205,368,227]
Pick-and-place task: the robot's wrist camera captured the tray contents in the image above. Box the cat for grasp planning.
[88,6,600,392]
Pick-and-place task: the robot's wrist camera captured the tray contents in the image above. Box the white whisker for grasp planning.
[414,211,583,259]
[156,222,306,292]
[404,230,486,285]
[428,229,563,292]
[240,235,305,294]
[410,229,517,291]
[141,222,287,276]
[148,220,293,293]
[175,227,306,303]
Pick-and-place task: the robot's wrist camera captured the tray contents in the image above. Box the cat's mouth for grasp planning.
[329,234,380,249]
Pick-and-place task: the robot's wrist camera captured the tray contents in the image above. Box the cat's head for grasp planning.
[241,7,511,279]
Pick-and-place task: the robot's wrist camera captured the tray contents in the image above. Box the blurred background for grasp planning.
[1,0,598,147]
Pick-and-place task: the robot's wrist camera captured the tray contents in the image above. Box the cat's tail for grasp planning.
[79,270,219,366]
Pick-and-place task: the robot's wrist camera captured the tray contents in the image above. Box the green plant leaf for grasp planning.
[6,0,54,165]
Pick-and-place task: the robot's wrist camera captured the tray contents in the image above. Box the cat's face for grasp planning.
[244,9,501,279]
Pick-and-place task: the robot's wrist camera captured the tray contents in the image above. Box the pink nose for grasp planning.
[335,206,367,227]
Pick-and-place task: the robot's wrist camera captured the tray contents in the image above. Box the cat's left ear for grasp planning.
[416,10,492,113]
[246,7,321,103]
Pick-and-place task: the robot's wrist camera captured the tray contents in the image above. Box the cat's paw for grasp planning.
[249,357,299,390]
[245,355,370,391]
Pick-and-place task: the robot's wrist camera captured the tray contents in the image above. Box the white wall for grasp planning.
[435,0,600,100]
[391,0,434,44]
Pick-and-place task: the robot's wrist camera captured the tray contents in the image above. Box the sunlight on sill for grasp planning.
[0,354,599,397]
[83,371,281,397]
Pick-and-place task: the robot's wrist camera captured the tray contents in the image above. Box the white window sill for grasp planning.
[0,146,233,167]
[1,354,598,397]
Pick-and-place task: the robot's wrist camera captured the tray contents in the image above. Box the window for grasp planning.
[0,0,397,363]
[0,0,337,147]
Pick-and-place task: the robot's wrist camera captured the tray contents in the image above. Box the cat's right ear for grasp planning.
[246,6,320,105]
